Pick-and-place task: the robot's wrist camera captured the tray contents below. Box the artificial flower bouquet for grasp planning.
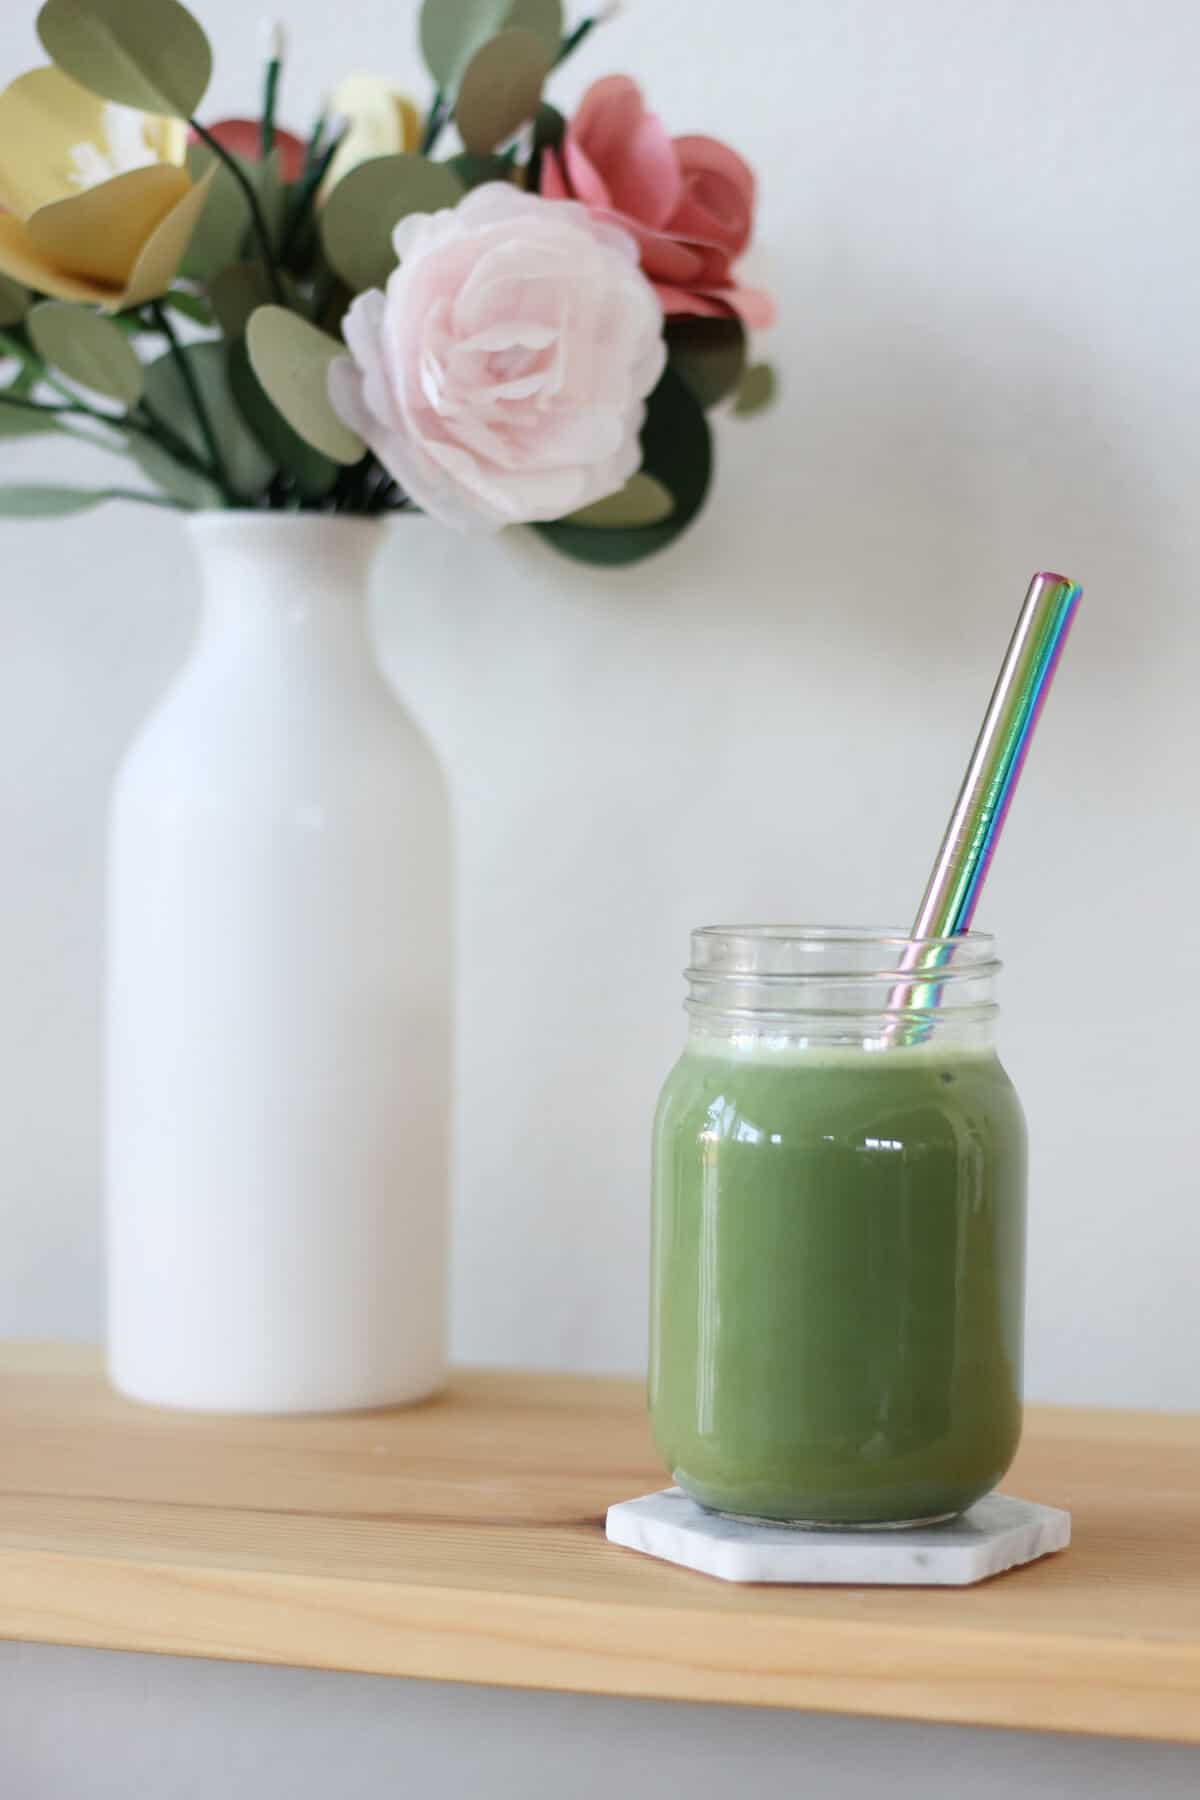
[0,0,775,564]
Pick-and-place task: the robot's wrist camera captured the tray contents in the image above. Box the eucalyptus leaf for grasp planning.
[209,264,268,339]
[162,287,214,328]
[420,0,504,86]
[181,148,250,280]
[419,0,561,88]
[446,151,513,190]
[0,275,29,328]
[536,366,712,567]
[0,400,62,438]
[507,0,563,56]
[455,29,551,155]
[109,310,145,336]
[228,338,338,499]
[2,352,40,399]
[733,361,777,418]
[139,339,273,500]
[28,301,144,406]
[128,431,221,510]
[666,316,747,410]
[0,484,122,516]
[208,262,301,338]
[36,0,213,119]
[321,155,463,293]
[0,331,41,398]
[567,474,674,529]
[246,305,364,465]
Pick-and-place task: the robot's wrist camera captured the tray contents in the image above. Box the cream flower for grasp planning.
[328,184,667,530]
[65,102,186,191]
[0,67,209,311]
[319,77,421,201]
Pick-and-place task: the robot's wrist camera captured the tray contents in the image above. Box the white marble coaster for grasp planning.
[605,1488,1070,1585]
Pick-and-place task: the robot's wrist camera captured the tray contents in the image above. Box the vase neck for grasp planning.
[188,516,384,661]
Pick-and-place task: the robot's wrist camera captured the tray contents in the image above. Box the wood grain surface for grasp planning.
[1,1344,1198,1742]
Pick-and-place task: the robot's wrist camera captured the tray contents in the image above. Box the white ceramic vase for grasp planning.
[106,515,452,1412]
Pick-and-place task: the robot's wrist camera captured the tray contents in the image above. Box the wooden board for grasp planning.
[1,1343,1198,1742]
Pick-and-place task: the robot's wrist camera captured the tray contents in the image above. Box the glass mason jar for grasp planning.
[649,927,1027,1528]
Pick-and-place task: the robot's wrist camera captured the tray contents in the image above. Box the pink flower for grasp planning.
[328,184,666,531]
[539,76,773,329]
[190,119,306,182]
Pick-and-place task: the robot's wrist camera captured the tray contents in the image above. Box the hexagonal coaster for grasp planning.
[605,1488,1070,1585]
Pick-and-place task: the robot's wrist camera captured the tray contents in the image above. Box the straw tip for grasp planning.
[1035,570,1078,589]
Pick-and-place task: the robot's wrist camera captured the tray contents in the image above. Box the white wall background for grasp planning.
[2,0,1198,1419]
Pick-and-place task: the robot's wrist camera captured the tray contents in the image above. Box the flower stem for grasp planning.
[0,387,228,497]
[135,398,226,482]
[149,302,237,503]
[555,17,598,66]
[260,57,281,161]
[280,126,346,263]
[0,392,85,417]
[188,118,287,304]
[302,112,328,176]
[420,89,448,155]
[308,266,340,328]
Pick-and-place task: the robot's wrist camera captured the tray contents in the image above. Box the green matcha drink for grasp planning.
[649,928,1027,1527]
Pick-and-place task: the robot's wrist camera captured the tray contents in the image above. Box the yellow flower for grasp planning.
[0,67,212,312]
[320,77,421,200]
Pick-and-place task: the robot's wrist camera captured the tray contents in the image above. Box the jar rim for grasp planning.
[686,924,1001,1000]
[682,927,1001,1044]
[691,923,996,952]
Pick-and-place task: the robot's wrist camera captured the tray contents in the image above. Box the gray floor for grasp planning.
[1,1641,1197,1799]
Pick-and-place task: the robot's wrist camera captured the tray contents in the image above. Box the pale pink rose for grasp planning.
[539,76,774,329]
[327,184,667,530]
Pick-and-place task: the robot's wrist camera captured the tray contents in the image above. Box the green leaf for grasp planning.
[507,0,563,55]
[36,0,212,119]
[246,305,364,465]
[0,275,29,328]
[445,151,513,190]
[2,362,40,401]
[162,287,214,328]
[666,316,747,410]
[127,430,220,509]
[0,400,63,438]
[1,332,42,398]
[139,339,273,500]
[0,484,120,516]
[228,337,337,499]
[455,29,551,155]
[181,148,250,280]
[419,0,561,88]
[321,155,463,293]
[733,361,777,418]
[566,474,674,529]
[536,365,713,567]
[209,264,266,339]
[420,0,503,86]
[28,301,144,406]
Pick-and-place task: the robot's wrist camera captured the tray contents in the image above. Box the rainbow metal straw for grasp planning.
[891,570,1083,1020]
